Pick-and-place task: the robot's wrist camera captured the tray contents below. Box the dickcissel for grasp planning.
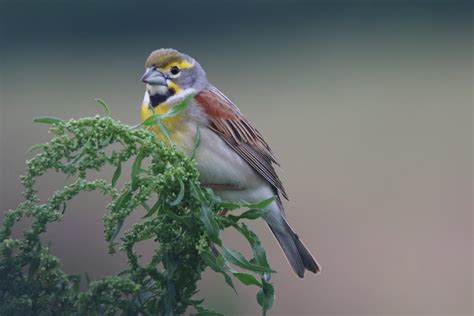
[140,48,320,277]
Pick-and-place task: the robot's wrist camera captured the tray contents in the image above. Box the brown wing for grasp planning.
[194,85,288,200]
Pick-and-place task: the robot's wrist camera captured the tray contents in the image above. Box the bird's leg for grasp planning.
[217,208,228,217]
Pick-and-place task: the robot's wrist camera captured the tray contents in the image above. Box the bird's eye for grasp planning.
[170,66,180,75]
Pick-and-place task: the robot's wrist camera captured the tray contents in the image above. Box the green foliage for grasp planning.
[0,113,275,315]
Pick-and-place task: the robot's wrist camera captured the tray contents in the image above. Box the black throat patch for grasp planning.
[149,88,176,108]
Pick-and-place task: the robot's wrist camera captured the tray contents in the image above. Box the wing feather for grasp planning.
[194,85,288,200]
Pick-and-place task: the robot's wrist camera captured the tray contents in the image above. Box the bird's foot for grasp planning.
[217,208,228,217]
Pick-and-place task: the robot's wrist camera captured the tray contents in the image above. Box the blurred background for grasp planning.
[0,0,472,315]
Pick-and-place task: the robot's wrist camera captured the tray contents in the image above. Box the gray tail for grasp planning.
[268,218,321,278]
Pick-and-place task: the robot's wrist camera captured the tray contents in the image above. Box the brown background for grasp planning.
[0,1,472,315]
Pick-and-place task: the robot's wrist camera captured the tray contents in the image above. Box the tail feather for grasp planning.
[267,217,321,278]
[293,231,321,274]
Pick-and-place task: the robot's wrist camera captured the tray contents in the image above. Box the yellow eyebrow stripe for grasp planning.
[158,60,193,71]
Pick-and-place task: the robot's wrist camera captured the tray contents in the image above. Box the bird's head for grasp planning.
[141,48,207,109]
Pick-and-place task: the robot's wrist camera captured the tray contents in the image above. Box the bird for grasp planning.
[140,48,320,278]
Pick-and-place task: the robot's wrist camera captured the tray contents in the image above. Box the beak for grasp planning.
[141,68,167,86]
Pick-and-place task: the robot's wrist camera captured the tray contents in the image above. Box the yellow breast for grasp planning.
[140,100,195,148]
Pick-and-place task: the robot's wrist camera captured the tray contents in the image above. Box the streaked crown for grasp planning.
[145,48,194,70]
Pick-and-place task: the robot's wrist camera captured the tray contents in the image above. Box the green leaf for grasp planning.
[191,125,201,159]
[27,143,46,153]
[200,205,221,246]
[109,189,132,241]
[189,181,204,202]
[110,219,124,241]
[236,223,270,269]
[99,135,113,147]
[217,200,242,211]
[111,162,122,187]
[137,230,153,243]
[195,306,224,316]
[114,190,132,212]
[131,148,145,190]
[238,209,268,220]
[63,146,87,167]
[156,120,172,143]
[94,98,110,115]
[244,196,275,209]
[200,250,221,272]
[232,272,262,287]
[161,96,190,118]
[143,197,160,218]
[138,289,154,304]
[222,247,274,273]
[117,269,130,277]
[33,116,64,125]
[257,279,275,315]
[221,270,237,294]
[201,250,236,293]
[188,298,205,307]
[144,114,173,143]
[164,279,176,316]
[170,179,185,206]
[141,202,150,212]
[28,257,40,277]
[67,274,81,293]
[84,272,91,286]
[163,251,178,275]
[161,207,191,227]
[142,114,162,126]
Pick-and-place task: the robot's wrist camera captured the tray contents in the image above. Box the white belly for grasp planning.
[178,126,275,204]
